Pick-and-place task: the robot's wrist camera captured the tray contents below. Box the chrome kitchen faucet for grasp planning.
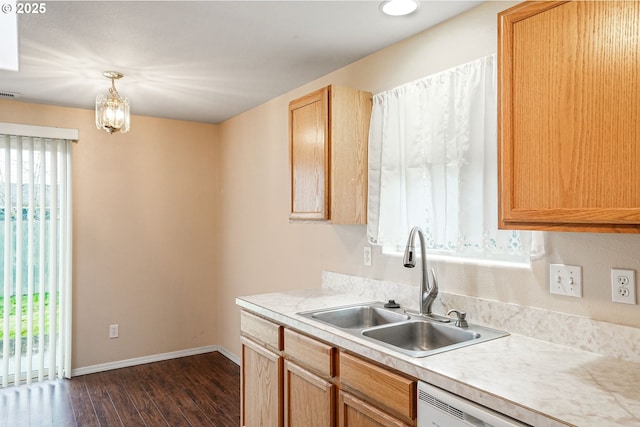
[403,226,450,322]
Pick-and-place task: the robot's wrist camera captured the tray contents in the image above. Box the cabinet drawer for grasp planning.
[284,328,336,378]
[338,390,413,427]
[339,352,416,422]
[240,311,283,351]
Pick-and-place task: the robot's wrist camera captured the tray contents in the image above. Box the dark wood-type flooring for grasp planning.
[0,351,240,427]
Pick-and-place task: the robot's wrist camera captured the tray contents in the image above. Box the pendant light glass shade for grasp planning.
[96,71,130,134]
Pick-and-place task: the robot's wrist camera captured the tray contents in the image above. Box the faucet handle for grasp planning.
[446,309,468,328]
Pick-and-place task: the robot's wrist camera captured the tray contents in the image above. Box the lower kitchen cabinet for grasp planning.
[241,336,283,427]
[339,351,416,426]
[240,311,284,427]
[338,391,413,427]
[283,328,337,426]
[284,360,335,427]
[283,328,336,377]
[240,310,417,427]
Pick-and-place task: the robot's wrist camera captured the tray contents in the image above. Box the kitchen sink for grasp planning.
[298,302,508,358]
[303,303,410,329]
[363,320,482,357]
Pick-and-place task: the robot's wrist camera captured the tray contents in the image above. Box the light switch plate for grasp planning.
[549,264,582,297]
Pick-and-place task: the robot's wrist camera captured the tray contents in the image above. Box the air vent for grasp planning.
[418,389,465,420]
[0,91,20,99]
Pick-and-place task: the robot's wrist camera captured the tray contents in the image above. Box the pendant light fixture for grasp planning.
[95,71,130,134]
[380,0,419,16]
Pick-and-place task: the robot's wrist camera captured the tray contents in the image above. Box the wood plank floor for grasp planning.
[0,351,240,427]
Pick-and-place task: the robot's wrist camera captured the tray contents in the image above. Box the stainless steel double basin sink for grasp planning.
[298,302,508,358]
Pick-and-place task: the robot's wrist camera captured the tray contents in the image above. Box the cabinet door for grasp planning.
[338,391,412,427]
[498,1,640,232]
[329,86,371,225]
[284,360,335,427]
[241,337,283,427]
[289,87,330,220]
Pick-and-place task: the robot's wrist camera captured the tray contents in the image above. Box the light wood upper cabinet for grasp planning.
[498,1,640,233]
[289,85,372,224]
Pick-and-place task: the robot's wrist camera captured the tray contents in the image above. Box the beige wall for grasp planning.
[3,1,640,369]
[0,100,220,368]
[217,1,640,358]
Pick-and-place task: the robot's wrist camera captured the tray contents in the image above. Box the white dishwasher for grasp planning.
[418,381,529,427]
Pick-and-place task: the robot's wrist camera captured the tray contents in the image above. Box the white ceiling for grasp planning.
[1,0,482,124]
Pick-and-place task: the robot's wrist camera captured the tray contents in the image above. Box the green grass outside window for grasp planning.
[0,292,56,340]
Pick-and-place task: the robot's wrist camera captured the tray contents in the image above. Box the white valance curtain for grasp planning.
[367,55,543,262]
[0,126,73,387]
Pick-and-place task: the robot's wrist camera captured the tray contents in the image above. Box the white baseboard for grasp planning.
[71,344,239,377]
[217,345,240,365]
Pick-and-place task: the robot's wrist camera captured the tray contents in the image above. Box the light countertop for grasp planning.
[237,289,640,427]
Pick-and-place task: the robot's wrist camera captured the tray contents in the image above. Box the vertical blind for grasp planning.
[0,130,73,387]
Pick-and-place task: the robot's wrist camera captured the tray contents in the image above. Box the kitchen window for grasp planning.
[367,55,544,265]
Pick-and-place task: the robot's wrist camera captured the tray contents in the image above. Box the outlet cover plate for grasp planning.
[363,246,372,266]
[611,268,636,304]
[549,264,582,297]
[109,324,119,339]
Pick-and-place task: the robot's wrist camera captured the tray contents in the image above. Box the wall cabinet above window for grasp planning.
[498,1,640,233]
[289,85,372,224]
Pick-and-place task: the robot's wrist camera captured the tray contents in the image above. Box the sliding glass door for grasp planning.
[0,130,72,387]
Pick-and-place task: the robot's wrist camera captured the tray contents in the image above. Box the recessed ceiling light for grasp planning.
[381,0,420,16]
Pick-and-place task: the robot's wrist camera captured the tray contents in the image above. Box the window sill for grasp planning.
[380,247,533,270]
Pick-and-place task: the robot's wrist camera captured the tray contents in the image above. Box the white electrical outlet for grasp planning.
[109,324,119,339]
[363,246,372,266]
[611,268,636,304]
[549,264,582,297]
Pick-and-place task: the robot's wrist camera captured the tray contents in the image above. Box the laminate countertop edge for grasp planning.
[237,289,640,427]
